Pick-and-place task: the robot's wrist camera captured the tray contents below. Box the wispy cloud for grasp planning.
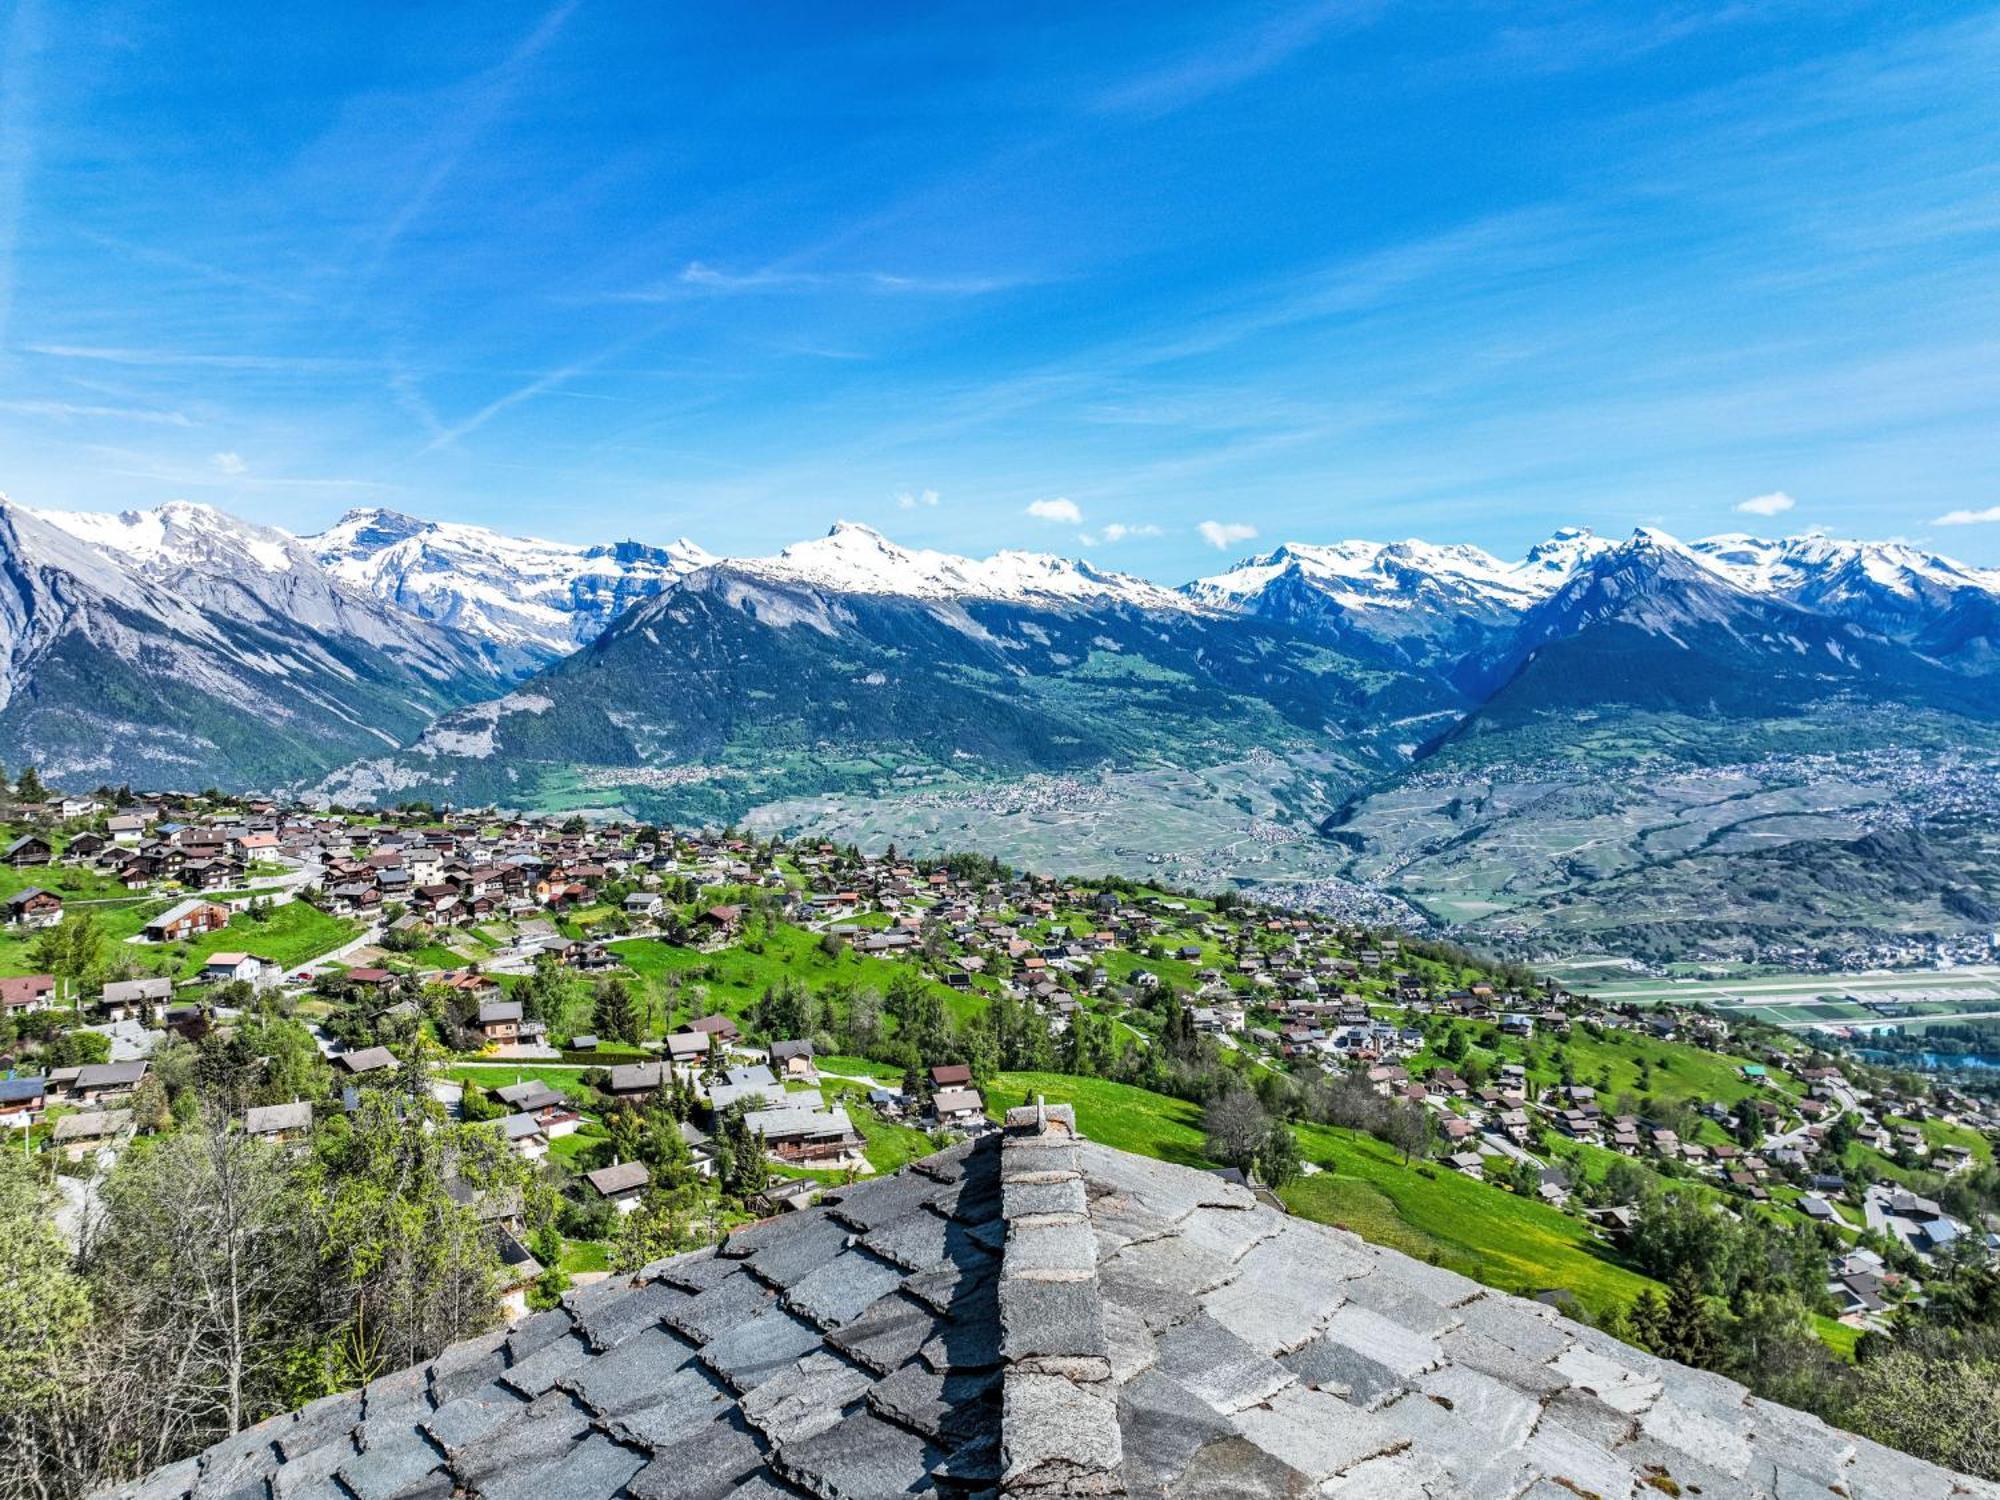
[0,0,44,359]
[1095,0,1368,118]
[0,398,191,426]
[896,487,940,510]
[26,343,375,373]
[607,261,1034,300]
[1197,519,1258,549]
[1080,521,1162,545]
[210,450,246,475]
[1026,496,1082,524]
[354,0,581,284]
[1934,505,2000,526]
[1736,490,1796,517]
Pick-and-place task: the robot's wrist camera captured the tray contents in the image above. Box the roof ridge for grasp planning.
[997,1101,1126,1495]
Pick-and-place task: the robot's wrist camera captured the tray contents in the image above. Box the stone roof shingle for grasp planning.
[95,1106,1999,1500]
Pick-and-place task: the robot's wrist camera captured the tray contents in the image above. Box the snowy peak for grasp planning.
[1689,532,1998,601]
[1189,536,1540,614]
[37,500,305,575]
[726,521,1195,610]
[306,509,714,661]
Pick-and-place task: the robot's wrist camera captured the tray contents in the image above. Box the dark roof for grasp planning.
[95,1111,1997,1500]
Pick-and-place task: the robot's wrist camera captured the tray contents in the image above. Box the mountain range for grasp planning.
[5,494,1997,960]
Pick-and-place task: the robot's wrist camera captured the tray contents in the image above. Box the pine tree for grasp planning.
[594,979,641,1045]
[1659,1264,1721,1370]
[14,765,43,803]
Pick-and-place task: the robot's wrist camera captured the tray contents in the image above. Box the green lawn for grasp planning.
[989,1072,1212,1166]
[446,1062,601,1094]
[0,896,167,976]
[167,902,362,978]
[608,925,985,1032]
[1287,1123,1658,1320]
[559,1240,611,1274]
[1415,1018,1802,1125]
[821,1080,937,1174]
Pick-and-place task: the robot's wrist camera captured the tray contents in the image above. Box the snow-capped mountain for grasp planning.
[1184,536,1562,667]
[36,501,503,685]
[730,521,1199,611]
[0,498,507,788]
[1190,524,2000,669]
[1448,526,1996,733]
[307,508,713,667]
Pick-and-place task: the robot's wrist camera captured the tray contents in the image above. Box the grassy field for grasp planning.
[1410,1017,1802,1141]
[822,1081,939,1175]
[608,925,986,1030]
[164,902,362,978]
[989,1071,1211,1166]
[988,1071,1656,1321]
[1286,1123,1657,1320]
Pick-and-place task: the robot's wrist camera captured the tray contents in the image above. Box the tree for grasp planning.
[89,1114,312,1438]
[0,1152,93,1483]
[1203,1087,1268,1177]
[1849,1349,2000,1481]
[1653,1263,1723,1370]
[14,767,44,804]
[1257,1120,1300,1188]
[1383,1101,1433,1165]
[27,915,105,1006]
[593,979,642,1046]
[292,1090,523,1385]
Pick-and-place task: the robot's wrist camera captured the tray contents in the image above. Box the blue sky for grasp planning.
[3,1,1999,575]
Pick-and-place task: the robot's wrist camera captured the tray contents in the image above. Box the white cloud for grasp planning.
[1081,522,1164,545]
[896,487,940,510]
[1197,520,1258,549]
[211,451,247,475]
[1735,490,1796,518]
[1934,505,2000,526]
[1026,497,1082,524]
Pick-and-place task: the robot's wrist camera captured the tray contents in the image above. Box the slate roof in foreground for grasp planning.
[100,1105,1997,1500]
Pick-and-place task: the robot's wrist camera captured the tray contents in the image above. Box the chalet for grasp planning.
[494,1082,581,1137]
[607,1061,672,1098]
[744,1102,864,1167]
[76,1061,148,1103]
[930,1063,973,1090]
[1,835,53,866]
[100,976,173,1021]
[0,974,56,1013]
[4,887,62,928]
[53,1109,133,1162]
[698,905,743,935]
[585,1160,650,1213]
[334,1046,397,1077]
[143,898,231,943]
[931,1086,985,1128]
[0,1075,48,1128]
[200,952,280,988]
[687,1014,742,1045]
[666,1032,713,1066]
[243,1101,314,1141]
[499,1113,550,1161]
[768,1039,818,1082]
[622,892,663,918]
[478,1000,525,1044]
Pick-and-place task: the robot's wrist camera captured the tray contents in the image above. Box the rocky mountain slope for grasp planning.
[323,525,1460,822]
[306,507,713,669]
[0,500,510,787]
[7,493,1999,960]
